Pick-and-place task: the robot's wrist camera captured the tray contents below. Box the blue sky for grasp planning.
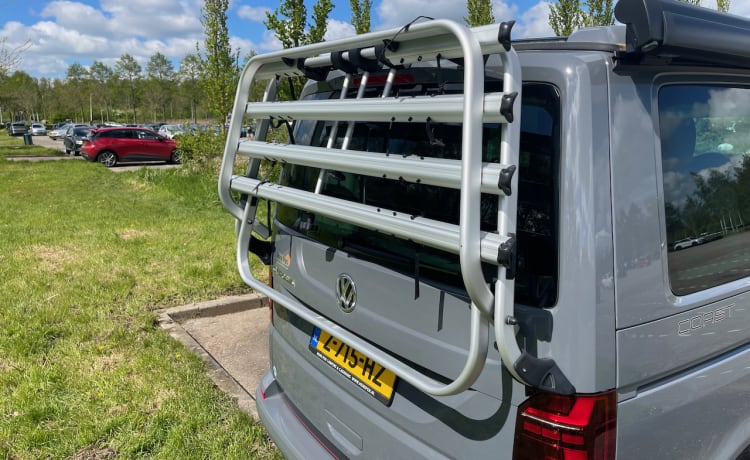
[0,0,747,79]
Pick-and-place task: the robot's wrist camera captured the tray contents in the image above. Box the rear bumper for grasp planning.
[256,370,340,460]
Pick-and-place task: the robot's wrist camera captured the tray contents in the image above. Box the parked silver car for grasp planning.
[7,122,27,136]
[29,123,46,136]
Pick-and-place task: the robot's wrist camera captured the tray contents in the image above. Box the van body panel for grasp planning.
[617,291,750,391]
[616,343,750,460]
[272,232,508,399]
[516,51,617,393]
[267,311,520,459]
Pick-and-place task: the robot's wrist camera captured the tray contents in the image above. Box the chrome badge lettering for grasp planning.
[272,266,295,287]
[678,304,735,336]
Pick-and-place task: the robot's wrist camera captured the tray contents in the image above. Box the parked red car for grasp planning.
[81,127,180,167]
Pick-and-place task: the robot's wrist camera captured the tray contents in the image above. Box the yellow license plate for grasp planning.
[310,327,397,405]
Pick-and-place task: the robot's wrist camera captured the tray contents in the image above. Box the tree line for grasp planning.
[0,0,735,125]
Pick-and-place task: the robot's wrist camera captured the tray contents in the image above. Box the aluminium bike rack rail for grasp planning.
[219,19,572,396]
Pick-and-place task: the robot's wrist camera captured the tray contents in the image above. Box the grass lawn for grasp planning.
[0,155,279,459]
[0,135,64,157]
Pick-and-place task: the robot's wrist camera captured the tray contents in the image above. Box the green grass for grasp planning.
[0,157,279,459]
[0,135,63,157]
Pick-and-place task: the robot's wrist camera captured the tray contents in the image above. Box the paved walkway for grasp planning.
[158,294,269,420]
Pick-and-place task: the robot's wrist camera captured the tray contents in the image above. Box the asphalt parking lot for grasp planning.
[22,133,181,172]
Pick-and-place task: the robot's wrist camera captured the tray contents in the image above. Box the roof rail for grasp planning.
[220,18,574,396]
[615,0,750,68]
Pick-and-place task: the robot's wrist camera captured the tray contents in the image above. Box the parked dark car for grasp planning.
[81,127,180,167]
[8,122,27,136]
[63,126,91,155]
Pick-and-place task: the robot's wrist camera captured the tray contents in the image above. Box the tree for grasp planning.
[201,0,239,130]
[583,0,614,27]
[678,0,701,5]
[0,71,37,121]
[265,0,333,48]
[178,52,204,123]
[465,0,495,27]
[717,0,730,12]
[115,53,142,123]
[90,61,114,122]
[65,62,90,122]
[309,0,334,43]
[265,0,333,100]
[145,52,175,121]
[0,37,30,78]
[549,0,582,36]
[350,0,372,34]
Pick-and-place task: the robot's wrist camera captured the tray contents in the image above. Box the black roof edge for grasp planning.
[614,0,750,69]
[513,40,622,53]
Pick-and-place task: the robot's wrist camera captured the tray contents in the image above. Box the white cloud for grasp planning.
[375,0,466,31]
[373,0,552,38]
[324,19,356,42]
[257,29,282,53]
[237,5,270,22]
[516,1,554,38]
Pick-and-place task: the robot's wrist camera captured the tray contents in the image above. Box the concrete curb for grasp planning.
[157,293,268,421]
[164,293,267,321]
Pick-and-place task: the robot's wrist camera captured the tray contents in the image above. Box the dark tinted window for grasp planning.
[97,129,132,139]
[137,130,159,140]
[277,84,560,307]
[659,84,750,295]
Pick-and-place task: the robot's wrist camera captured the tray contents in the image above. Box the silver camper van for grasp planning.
[219,0,750,457]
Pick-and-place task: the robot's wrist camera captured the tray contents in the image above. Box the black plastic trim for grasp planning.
[615,0,750,70]
[498,165,516,196]
[348,48,382,73]
[498,21,515,52]
[249,235,275,265]
[497,232,516,280]
[500,91,518,123]
[330,50,359,74]
[514,352,576,395]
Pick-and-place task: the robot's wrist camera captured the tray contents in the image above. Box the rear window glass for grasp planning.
[277,83,560,307]
[659,84,750,295]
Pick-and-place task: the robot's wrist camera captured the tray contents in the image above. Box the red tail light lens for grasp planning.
[353,74,415,87]
[513,390,616,460]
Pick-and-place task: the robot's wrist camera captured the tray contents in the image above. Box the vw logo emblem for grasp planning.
[336,274,357,313]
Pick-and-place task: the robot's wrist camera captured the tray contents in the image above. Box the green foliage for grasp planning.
[350,0,372,34]
[310,0,334,43]
[265,0,307,49]
[465,0,495,27]
[678,0,701,5]
[717,0,730,12]
[549,0,581,36]
[175,131,226,173]
[264,0,333,48]
[583,0,614,27]
[0,158,277,459]
[201,0,240,127]
[264,0,333,101]
[115,54,142,124]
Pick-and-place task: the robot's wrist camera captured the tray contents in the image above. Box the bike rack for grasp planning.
[219,19,540,395]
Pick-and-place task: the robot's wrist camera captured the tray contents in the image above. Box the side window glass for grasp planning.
[659,85,750,296]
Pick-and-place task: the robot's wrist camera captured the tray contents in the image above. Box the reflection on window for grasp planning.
[660,84,750,296]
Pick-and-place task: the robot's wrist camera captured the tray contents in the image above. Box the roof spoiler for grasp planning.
[614,0,750,68]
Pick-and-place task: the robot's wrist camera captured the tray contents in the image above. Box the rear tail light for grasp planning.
[513,390,616,460]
